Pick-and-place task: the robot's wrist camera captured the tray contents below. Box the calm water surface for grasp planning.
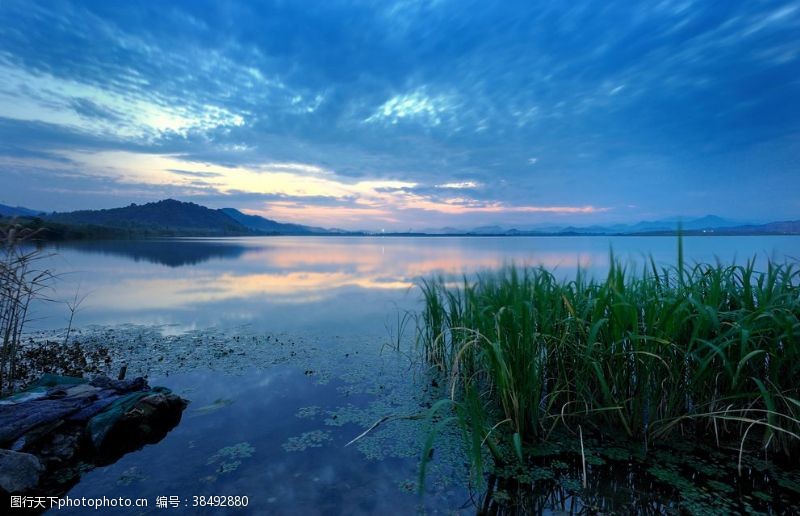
[26,236,800,514]
[31,235,800,334]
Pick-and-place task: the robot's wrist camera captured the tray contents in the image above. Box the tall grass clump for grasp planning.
[0,225,50,394]
[419,251,800,478]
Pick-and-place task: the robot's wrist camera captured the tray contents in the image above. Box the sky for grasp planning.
[0,1,798,231]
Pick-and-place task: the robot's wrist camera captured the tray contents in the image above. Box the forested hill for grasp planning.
[2,199,798,239]
[47,199,250,236]
[1,199,336,239]
[219,208,323,234]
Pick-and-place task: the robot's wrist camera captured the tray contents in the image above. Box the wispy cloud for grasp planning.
[436,181,479,189]
[0,61,245,140]
[0,0,798,225]
[365,88,457,127]
[168,169,224,179]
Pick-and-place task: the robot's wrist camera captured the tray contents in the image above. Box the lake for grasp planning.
[30,235,800,335]
[21,235,800,514]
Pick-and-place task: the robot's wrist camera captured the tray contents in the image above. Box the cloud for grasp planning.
[68,98,123,122]
[365,88,457,127]
[0,0,798,225]
[436,181,479,189]
[0,60,245,140]
[167,169,224,179]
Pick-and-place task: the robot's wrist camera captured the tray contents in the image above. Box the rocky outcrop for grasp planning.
[0,450,43,492]
[0,374,187,496]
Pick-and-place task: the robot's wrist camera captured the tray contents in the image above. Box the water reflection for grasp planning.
[55,367,467,515]
[25,236,800,514]
[31,236,800,333]
[50,240,250,267]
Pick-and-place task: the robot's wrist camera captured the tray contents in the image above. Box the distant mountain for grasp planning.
[48,199,251,236]
[420,226,463,235]
[3,199,350,239]
[219,208,329,235]
[618,215,747,234]
[413,215,800,236]
[681,215,745,230]
[470,225,508,235]
[2,199,349,239]
[0,203,41,218]
[435,215,753,236]
[3,200,797,238]
[741,220,800,234]
[649,220,800,236]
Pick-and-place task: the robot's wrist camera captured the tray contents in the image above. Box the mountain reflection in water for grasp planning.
[29,235,799,334]
[51,240,251,267]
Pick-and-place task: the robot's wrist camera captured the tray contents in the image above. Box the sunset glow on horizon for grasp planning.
[1,1,798,230]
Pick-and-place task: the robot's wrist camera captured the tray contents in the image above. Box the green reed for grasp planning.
[418,249,800,480]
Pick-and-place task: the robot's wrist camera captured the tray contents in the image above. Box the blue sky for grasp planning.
[0,0,798,230]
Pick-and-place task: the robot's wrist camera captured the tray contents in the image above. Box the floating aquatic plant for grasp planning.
[282,430,331,452]
[207,442,255,474]
[295,405,322,419]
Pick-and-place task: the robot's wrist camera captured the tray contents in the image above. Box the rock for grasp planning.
[96,392,188,459]
[0,375,187,496]
[38,428,83,464]
[0,449,43,493]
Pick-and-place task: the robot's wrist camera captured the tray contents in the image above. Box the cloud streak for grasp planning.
[0,0,798,228]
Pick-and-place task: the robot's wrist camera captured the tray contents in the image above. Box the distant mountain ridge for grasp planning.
[0,203,41,218]
[630,220,800,236]
[1,199,339,238]
[1,200,798,237]
[425,215,756,235]
[219,208,326,234]
[41,199,339,237]
[48,199,250,236]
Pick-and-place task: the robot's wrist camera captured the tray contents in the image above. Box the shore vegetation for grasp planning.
[417,247,800,487]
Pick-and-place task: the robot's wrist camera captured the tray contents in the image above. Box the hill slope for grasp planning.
[0,203,41,218]
[220,208,328,234]
[48,199,251,236]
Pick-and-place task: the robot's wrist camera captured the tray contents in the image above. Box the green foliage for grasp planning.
[418,246,800,483]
